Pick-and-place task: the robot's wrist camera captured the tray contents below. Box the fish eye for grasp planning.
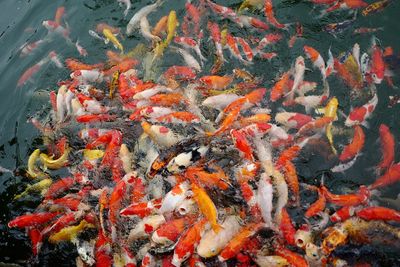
[372,73,377,79]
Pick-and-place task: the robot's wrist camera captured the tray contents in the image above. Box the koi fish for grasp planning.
[191,183,223,233]
[304,45,327,79]
[264,0,286,29]
[103,28,124,52]
[171,219,207,266]
[17,56,50,87]
[345,93,378,127]
[338,125,365,162]
[126,0,163,35]
[197,216,241,258]
[377,124,395,172]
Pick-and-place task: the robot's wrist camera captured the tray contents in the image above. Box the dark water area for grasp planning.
[0,0,400,266]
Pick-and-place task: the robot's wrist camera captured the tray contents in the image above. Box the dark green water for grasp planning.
[0,0,399,265]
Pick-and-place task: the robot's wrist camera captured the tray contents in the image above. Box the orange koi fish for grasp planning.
[305,188,326,218]
[321,185,370,206]
[369,163,400,189]
[377,124,395,172]
[339,125,365,162]
[356,206,400,222]
[218,223,264,261]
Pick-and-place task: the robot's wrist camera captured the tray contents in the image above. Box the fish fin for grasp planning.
[361,121,369,128]
[215,111,224,124]
[337,109,347,119]
[385,69,394,77]
[315,107,326,115]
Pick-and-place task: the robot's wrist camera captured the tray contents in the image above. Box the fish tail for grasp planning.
[212,223,224,233]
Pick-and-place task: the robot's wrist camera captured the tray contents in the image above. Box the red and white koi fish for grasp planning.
[238,15,270,30]
[174,36,206,62]
[75,40,88,57]
[70,69,104,83]
[206,0,242,27]
[128,215,165,241]
[368,37,386,84]
[152,215,196,245]
[207,21,225,61]
[159,182,190,214]
[120,198,161,218]
[236,37,254,62]
[330,205,355,222]
[275,112,313,129]
[202,94,240,110]
[49,51,63,68]
[130,106,174,121]
[225,34,248,64]
[19,40,46,57]
[42,20,72,43]
[164,66,197,81]
[345,93,378,127]
[264,0,286,29]
[304,45,327,79]
[184,2,201,36]
[172,219,207,266]
[324,0,368,13]
[255,33,282,53]
[141,121,182,147]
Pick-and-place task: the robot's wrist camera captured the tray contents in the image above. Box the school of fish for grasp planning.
[8,0,400,266]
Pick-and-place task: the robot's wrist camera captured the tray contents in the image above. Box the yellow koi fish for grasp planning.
[49,220,95,243]
[40,147,70,169]
[14,178,52,200]
[238,0,264,11]
[191,183,223,233]
[323,97,339,154]
[103,28,124,53]
[27,148,43,179]
[164,10,178,47]
[221,28,228,47]
[83,149,104,160]
[109,70,120,99]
